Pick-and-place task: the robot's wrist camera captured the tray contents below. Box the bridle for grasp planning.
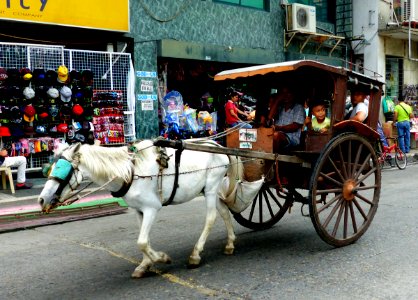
[47,155,83,201]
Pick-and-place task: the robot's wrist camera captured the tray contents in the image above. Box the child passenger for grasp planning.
[308,100,330,133]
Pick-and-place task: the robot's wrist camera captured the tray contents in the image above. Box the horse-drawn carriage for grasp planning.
[211,60,383,247]
[38,60,384,278]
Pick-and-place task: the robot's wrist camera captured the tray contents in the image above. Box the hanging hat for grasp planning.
[0,126,11,137]
[24,125,34,136]
[60,86,72,102]
[60,104,72,121]
[72,121,82,131]
[7,69,20,85]
[0,68,8,86]
[72,104,84,116]
[20,68,32,81]
[10,106,22,123]
[70,70,81,84]
[32,69,46,86]
[23,104,36,122]
[81,70,94,86]
[35,125,47,135]
[57,123,69,133]
[47,87,59,99]
[45,69,58,86]
[49,105,59,118]
[23,87,35,100]
[72,86,84,102]
[57,65,69,83]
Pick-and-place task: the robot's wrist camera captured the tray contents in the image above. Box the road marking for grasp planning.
[77,242,234,298]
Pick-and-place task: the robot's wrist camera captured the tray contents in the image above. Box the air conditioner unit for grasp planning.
[401,0,418,22]
[286,3,316,33]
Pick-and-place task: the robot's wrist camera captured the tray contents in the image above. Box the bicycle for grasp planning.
[377,136,407,170]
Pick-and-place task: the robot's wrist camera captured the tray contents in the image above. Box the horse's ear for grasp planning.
[64,142,82,160]
[73,142,82,152]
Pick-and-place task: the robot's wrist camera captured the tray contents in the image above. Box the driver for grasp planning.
[270,86,305,151]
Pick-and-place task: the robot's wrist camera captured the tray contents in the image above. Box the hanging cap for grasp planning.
[0,126,11,137]
[20,68,32,81]
[23,87,35,100]
[57,65,69,83]
[72,104,84,116]
[60,86,72,102]
[23,105,36,122]
[47,87,59,99]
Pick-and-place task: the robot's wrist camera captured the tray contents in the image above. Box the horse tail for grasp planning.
[218,155,244,205]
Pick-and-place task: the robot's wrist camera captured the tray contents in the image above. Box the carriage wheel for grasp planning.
[233,182,293,231]
[309,133,381,247]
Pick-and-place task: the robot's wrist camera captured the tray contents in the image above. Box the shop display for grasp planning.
[0,66,100,158]
[92,90,125,144]
[159,90,217,139]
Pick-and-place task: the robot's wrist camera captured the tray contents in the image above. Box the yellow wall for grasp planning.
[0,0,129,32]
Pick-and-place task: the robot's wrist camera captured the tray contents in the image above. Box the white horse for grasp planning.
[38,140,243,278]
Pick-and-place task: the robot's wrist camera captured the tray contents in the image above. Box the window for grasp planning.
[214,0,269,11]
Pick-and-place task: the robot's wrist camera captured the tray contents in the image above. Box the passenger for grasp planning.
[307,100,330,133]
[271,87,305,151]
[348,87,368,122]
[260,93,281,127]
[225,91,252,129]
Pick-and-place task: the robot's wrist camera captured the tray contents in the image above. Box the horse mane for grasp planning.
[78,144,133,183]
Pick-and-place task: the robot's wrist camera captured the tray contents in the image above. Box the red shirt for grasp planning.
[225,100,239,125]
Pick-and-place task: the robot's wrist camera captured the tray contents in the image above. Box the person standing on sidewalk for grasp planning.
[394,98,414,154]
[0,148,33,189]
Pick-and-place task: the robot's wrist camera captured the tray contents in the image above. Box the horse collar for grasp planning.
[111,165,135,198]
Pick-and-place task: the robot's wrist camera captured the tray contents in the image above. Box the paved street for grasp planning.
[1,163,418,299]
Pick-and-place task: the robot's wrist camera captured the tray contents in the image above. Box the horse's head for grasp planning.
[38,143,84,213]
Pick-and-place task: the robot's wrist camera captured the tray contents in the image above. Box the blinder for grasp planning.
[48,158,75,198]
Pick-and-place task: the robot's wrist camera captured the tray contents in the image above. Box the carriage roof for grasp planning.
[214,60,383,88]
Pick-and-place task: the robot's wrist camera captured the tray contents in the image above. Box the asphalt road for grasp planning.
[1,164,418,300]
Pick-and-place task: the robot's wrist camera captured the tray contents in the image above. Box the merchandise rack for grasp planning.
[0,42,134,172]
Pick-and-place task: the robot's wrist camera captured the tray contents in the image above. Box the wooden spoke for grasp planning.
[354,192,374,206]
[327,156,345,183]
[338,144,349,179]
[317,193,342,214]
[319,171,344,187]
[349,201,358,233]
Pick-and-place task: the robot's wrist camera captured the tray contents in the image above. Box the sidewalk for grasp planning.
[0,174,128,233]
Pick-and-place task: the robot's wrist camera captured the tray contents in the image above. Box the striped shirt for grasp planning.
[275,103,305,145]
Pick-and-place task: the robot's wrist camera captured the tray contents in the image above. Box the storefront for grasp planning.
[0,1,133,171]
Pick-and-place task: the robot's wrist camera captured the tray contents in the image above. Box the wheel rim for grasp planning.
[309,134,381,247]
[233,183,292,231]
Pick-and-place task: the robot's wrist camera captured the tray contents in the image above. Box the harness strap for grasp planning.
[111,165,135,198]
[163,144,184,206]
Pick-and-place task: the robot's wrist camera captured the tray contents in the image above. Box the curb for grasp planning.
[0,197,129,233]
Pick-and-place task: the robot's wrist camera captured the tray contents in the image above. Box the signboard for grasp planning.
[140,80,154,92]
[0,0,129,32]
[141,100,154,111]
[137,94,157,101]
[136,71,157,78]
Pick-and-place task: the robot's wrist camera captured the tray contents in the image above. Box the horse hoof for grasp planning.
[161,253,172,264]
[188,256,201,268]
[224,247,234,255]
[131,270,146,279]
